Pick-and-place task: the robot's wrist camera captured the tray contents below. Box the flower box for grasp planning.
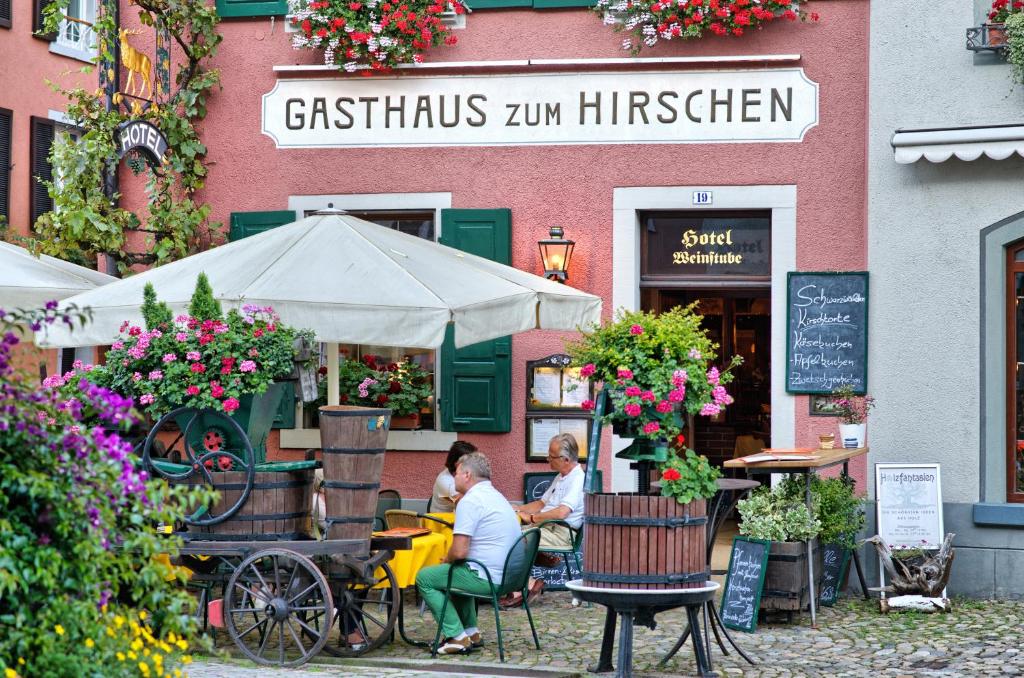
[760,539,822,613]
[389,412,422,430]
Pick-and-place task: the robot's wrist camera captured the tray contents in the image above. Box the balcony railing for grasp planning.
[967,23,1008,52]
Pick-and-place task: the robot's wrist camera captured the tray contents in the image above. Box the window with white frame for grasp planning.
[51,0,97,61]
[290,193,451,431]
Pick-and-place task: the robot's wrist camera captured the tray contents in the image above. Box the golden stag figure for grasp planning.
[118,28,153,100]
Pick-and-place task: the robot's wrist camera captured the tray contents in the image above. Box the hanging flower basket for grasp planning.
[289,0,465,73]
[594,0,820,55]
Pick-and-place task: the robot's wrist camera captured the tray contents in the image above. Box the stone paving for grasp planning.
[192,591,1024,677]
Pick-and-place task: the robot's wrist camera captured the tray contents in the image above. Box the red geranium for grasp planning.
[662,468,681,481]
[595,0,819,54]
[289,0,465,72]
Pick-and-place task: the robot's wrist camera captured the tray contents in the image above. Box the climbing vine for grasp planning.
[32,0,222,273]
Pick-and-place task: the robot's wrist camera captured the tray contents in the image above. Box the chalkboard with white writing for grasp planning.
[720,536,770,633]
[785,272,869,394]
[818,543,851,607]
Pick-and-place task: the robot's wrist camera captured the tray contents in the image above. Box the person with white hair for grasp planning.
[501,433,584,607]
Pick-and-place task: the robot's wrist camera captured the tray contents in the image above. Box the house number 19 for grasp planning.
[692,191,713,206]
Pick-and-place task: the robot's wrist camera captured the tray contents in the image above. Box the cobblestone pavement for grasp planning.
[193,591,1024,677]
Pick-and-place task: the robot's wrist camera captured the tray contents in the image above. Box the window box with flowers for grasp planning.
[287,0,466,73]
[314,353,433,429]
[968,0,1021,51]
[593,0,819,55]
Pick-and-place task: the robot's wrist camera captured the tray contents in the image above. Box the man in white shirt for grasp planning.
[416,451,521,655]
[503,433,585,606]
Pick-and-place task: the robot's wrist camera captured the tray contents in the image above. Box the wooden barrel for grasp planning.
[583,493,708,590]
[761,539,822,611]
[188,469,313,540]
[319,405,391,541]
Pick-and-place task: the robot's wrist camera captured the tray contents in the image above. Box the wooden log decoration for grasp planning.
[864,533,956,605]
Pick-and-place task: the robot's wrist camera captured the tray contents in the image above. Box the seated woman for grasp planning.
[431,441,477,512]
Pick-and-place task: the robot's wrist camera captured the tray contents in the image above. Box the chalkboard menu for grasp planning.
[720,537,770,633]
[785,272,869,394]
[818,544,851,607]
[531,552,582,591]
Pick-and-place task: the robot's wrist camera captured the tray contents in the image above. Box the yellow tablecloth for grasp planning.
[374,531,449,588]
[424,512,455,535]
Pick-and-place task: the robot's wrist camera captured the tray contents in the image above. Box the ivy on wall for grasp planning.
[32,0,222,274]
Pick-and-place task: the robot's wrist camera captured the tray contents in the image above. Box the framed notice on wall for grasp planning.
[525,353,594,462]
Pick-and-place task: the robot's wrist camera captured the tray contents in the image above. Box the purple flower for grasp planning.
[162,353,177,363]
[239,360,257,373]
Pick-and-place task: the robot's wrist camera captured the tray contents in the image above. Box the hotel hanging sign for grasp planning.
[262,68,818,149]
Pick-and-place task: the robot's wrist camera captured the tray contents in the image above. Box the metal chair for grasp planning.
[385,508,455,531]
[374,489,402,530]
[430,528,543,662]
[536,518,583,578]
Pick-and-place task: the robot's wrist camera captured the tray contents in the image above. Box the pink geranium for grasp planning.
[669,388,685,402]
[617,368,634,380]
[186,385,200,396]
[223,398,240,413]
[640,390,656,402]
[580,363,596,378]
[642,421,660,434]
[656,400,672,413]
[630,324,644,335]
[239,360,257,373]
[625,385,642,397]
[624,403,641,417]
[581,399,596,411]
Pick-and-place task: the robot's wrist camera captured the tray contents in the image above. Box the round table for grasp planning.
[566,579,720,678]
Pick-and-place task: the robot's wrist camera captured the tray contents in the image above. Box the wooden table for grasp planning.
[723,446,869,627]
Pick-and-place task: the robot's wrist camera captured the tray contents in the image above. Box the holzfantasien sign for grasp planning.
[262,68,818,149]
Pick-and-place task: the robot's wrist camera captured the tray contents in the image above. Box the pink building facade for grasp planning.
[1,0,870,501]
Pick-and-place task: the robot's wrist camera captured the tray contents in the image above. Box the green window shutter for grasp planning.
[439,208,512,433]
[215,0,288,18]
[229,210,296,241]
[532,0,596,7]
[467,0,532,7]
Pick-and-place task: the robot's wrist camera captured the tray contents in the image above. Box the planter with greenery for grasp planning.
[830,384,876,449]
[571,305,740,589]
[288,0,466,73]
[593,0,819,56]
[315,353,432,428]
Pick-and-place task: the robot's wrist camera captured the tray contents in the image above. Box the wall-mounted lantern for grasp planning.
[538,226,575,283]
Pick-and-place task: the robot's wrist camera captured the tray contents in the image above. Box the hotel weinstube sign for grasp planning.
[642,213,771,277]
[262,68,818,148]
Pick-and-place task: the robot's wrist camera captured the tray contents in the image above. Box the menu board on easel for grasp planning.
[525,354,594,462]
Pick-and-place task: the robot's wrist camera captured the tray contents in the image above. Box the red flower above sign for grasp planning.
[289,0,465,73]
[594,0,819,55]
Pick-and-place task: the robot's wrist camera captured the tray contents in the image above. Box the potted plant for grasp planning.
[568,305,742,460]
[986,0,1023,45]
[593,0,819,56]
[737,483,823,613]
[287,0,465,73]
[88,274,302,462]
[318,353,432,429]
[830,384,875,449]
[569,305,740,590]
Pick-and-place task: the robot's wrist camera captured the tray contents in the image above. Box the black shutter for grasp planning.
[0,0,11,29]
[30,117,55,227]
[33,0,55,40]
[0,109,10,224]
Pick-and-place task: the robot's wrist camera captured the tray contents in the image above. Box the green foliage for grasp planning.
[141,283,173,331]
[91,284,297,417]
[737,484,822,542]
[318,353,433,416]
[33,0,223,274]
[779,475,865,549]
[658,449,721,503]
[0,306,213,676]
[187,272,222,321]
[1007,13,1024,84]
[567,304,742,441]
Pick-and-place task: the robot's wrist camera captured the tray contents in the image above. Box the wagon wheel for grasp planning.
[141,406,255,526]
[318,562,399,657]
[224,548,333,667]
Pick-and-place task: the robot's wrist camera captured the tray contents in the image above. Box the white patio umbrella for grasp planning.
[38,210,602,404]
[0,241,115,310]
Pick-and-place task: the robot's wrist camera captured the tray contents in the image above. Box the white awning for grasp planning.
[892,124,1024,164]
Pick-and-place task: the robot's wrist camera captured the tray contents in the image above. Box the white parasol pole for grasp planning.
[326,341,340,406]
